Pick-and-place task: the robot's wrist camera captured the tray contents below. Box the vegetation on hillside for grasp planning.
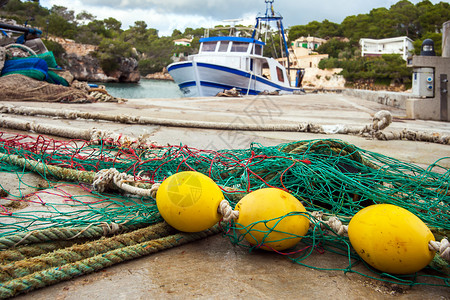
[290,0,449,87]
[1,0,449,85]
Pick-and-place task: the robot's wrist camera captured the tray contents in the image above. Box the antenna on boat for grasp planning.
[223,18,243,37]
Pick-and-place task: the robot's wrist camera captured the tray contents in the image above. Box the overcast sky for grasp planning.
[39,0,442,36]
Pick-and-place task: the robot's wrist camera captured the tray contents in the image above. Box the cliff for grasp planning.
[51,37,140,83]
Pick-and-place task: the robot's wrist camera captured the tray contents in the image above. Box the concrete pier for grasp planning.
[1,93,449,299]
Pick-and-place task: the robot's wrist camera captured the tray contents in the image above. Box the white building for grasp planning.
[291,36,328,54]
[359,36,414,60]
[173,38,192,47]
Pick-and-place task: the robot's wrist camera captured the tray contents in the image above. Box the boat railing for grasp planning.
[204,26,260,38]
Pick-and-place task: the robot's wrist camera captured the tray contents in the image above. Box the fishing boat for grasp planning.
[167,0,304,97]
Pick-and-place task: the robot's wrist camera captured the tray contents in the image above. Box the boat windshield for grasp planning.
[218,41,229,52]
[254,44,262,55]
[231,42,249,52]
[202,42,217,52]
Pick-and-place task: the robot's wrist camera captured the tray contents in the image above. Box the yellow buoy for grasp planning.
[235,188,309,251]
[156,171,224,232]
[348,204,435,274]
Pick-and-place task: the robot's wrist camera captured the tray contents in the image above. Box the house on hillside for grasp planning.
[359,36,414,60]
[173,38,192,47]
[287,36,328,68]
[290,36,327,55]
[172,38,193,62]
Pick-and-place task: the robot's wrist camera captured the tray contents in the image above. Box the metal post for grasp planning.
[441,74,448,121]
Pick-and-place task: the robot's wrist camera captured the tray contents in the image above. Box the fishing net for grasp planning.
[0,132,448,291]
[0,74,93,102]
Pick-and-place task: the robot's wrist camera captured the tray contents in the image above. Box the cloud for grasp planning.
[40,0,443,36]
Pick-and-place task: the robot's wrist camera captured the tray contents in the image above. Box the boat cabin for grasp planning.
[195,37,289,86]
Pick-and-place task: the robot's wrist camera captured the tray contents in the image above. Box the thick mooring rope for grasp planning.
[0,223,220,299]
[0,222,177,282]
[0,115,159,148]
[1,104,449,144]
[0,221,151,251]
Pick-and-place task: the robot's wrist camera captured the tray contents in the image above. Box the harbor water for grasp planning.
[100,79,182,99]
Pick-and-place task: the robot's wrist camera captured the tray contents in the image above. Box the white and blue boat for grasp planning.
[167,0,304,97]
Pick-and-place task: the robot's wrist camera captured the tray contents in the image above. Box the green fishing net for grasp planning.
[0,132,448,287]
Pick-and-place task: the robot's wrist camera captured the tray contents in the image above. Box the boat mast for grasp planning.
[253,1,292,77]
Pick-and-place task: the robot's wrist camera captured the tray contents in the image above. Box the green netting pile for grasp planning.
[0,132,448,288]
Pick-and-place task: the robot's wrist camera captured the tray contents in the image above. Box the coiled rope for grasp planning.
[1,104,448,144]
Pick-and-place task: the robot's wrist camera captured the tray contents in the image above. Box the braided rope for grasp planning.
[310,213,450,263]
[0,225,220,299]
[218,200,239,222]
[93,168,160,198]
[1,104,449,144]
[429,238,450,262]
[0,222,177,283]
[0,224,139,250]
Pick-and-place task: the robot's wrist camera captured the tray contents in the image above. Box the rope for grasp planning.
[309,211,348,236]
[0,153,159,199]
[0,223,143,250]
[372,110,393,131]
[0,152,95,183]
[0,224,221,299]
[218,200,239,222]
[4,43,37,57]
[2,104,447,144]
[429,239,450,262]
[93,168,159,198]
[0,115,159,148]
[310,212,449,263]
[0,222,176,282]
[0,241,79,263]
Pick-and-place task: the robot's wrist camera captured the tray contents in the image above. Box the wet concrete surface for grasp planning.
[1,93,450,299]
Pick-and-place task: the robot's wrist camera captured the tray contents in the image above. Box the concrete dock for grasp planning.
[1,92,449,299]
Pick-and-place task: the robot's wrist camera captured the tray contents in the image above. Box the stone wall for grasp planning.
[342,89,410,109]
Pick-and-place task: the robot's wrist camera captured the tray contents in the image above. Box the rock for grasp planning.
[63,52,117,82]
[114,57,140,83]
[55,38,140,83]
[145,68,173,81]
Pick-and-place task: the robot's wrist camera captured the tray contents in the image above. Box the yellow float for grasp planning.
[234,188,309,251]
[348,204,436,274]
[156,171,224,232]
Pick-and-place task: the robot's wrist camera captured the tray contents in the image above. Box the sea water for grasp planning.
[100,79,182,99]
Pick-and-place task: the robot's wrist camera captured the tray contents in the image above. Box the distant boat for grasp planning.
[167,0,304,97]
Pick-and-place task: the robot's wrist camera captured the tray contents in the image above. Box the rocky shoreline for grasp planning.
[144,69,173,81]
[51,37,140,83]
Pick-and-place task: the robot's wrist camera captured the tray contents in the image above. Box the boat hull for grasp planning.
[168,61,301,97]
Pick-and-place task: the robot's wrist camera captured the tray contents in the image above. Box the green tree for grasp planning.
[390,0,419,38]
[171,29,182,38]
[95,38,133,74]
[50,5,76,24]
[416,1,450,35]
[47,13,77,38]
[76,11,95,25]
[103,17,122,32]
[183,27,204,38]
[317,38,354,59]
